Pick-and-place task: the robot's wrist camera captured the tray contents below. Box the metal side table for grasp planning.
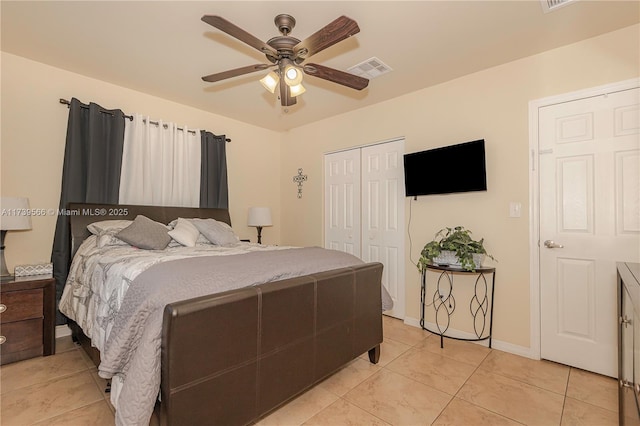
[420,264,496,348]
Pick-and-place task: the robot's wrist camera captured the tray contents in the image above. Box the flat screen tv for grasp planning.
[404,139,487,197]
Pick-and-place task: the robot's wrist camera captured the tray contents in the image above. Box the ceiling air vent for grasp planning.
[540,0,578,13]
[348,57,392,79]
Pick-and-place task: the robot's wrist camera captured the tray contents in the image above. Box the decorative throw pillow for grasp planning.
[168,218,200,247]
[116,215,171,250]
[190,218,239,246]
[168,219,212,245]
[87,220,132,235]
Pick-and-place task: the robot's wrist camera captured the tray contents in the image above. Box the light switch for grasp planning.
[509,202,522,218]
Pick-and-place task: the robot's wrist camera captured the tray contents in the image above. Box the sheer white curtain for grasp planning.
[119,114,201,207]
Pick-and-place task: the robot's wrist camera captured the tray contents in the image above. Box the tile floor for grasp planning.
[0,317,618,425]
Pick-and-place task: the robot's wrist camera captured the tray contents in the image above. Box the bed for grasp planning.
[60,203,385,426]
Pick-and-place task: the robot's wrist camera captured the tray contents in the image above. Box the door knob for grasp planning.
[544,240,564,248]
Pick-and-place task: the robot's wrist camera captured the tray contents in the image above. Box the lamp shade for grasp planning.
[247,207,272,227]
[1,197,32,230]
[289,83,306,97]
[260,71,279,93]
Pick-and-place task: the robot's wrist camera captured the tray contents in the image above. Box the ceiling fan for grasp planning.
[201,14,369,107]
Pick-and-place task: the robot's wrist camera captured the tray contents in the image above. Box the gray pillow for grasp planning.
[116,215,171,250]
[190,218,239,246]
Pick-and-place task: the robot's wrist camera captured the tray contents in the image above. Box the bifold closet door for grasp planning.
[324,149,361,257]
[360,141,405,319]
[324,139,405,319]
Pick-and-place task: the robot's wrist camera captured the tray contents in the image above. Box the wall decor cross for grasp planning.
[293,168,308,199]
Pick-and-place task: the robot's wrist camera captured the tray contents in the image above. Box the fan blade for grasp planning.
[279,80,297,107]
[294,16,360,60]
[202,64,269,83]
[202,15,278,57]
[303,63,369,90]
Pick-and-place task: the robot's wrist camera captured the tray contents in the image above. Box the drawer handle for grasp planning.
[0,336,5,345]
[0,304,5,313]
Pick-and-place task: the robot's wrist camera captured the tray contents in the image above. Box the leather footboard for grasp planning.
[160,262,383,426]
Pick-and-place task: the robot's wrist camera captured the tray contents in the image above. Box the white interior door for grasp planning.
[539,87,640,377]
[361,140,406,319]
[324,139,406,319]
[324,149,361,257]
[324,150,361,257]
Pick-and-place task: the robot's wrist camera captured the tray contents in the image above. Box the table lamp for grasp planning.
[247,207,272,244]
[1,197,32,279]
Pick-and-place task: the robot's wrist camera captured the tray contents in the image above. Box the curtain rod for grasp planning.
[59,98,231,142]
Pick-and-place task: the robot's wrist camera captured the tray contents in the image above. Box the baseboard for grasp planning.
[401,316,535,359]
[56,324,71,338]
[403,316,421,328]
[490,339,535,359]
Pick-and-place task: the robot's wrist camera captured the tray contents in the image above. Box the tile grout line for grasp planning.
[0,349,94,395]
[436,347,528,426]
[338,359,410,425]
[336,393,392,426]
[28,399,110,426]
[558,367,572,425]
[478,366,570,397]
[2,350,107,426]
[456,357,567,425]
[389,323,522,425]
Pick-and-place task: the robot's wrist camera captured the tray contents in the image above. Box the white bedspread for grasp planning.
[59,238,293,354]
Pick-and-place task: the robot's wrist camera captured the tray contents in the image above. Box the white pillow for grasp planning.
[168,219,212,244]
[87,220,132,235]
[168,218,200,247]
[191,218,239,246]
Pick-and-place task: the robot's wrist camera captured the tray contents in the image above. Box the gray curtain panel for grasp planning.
[200,131,229,209]
[51,98,125,324]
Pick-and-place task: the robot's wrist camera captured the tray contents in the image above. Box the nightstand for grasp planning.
[0,275,55,365]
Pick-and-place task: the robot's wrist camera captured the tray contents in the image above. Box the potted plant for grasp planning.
[418,226,496,272]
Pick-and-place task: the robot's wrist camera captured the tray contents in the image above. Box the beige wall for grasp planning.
[279,24,640,349]
[2,24,638,351]
[1,52,282,270]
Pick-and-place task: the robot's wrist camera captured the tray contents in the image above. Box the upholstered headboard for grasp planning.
[68,203,232,258]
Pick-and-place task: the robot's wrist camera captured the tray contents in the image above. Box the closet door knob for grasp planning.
[621,315,632,328]
[0,304,6,313]
[0,336,5,345]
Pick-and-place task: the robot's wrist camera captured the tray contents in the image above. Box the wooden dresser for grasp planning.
[0,275,55,365]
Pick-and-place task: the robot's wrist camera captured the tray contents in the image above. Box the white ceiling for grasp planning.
[2,1,638,132]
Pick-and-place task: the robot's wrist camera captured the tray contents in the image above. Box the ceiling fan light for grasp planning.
[284,65,303,86]
[260,71,279,93]
[289,83,306,97]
